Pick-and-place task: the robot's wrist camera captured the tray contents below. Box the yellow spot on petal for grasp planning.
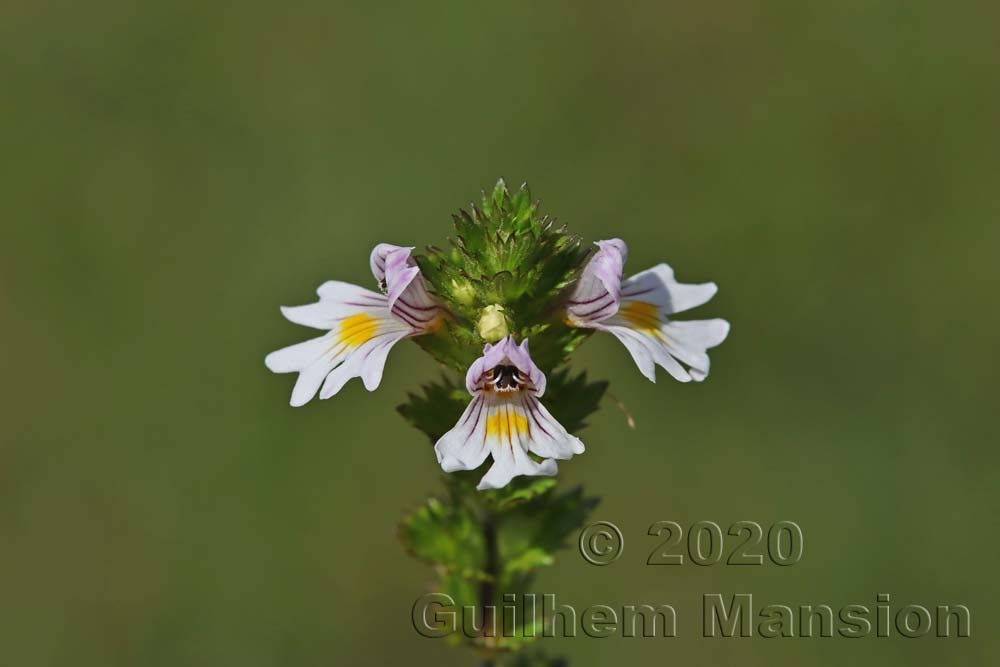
[619,300,662,332]
[486,409,529,445]
[336,312,380,349]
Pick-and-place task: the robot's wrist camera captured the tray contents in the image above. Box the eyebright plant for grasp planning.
[265,180,729,663]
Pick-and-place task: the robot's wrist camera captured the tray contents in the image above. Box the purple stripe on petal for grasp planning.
[571,294,616,319]
[523,395,554,439]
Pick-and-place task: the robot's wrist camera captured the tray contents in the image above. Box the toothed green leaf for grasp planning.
[397,496,487,579]
[397,374,469,442]
[540,368,609,434]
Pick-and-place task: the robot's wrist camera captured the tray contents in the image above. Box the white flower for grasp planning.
[265,244,443,406]
[435,336,585,490]
[567,238,729,382]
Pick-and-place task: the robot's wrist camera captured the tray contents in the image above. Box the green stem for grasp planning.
[479,511,499,641]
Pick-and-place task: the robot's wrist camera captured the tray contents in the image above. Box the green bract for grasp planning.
[412,179,594,372]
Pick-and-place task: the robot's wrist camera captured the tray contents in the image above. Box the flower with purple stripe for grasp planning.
[567,238,729,383]
[435,336,585,490]
[265,244,444,406]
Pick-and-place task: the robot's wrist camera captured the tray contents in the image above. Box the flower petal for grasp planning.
[476,396,560,489]
[291,356,338,407]
[508,338,546,396]
[280,281,387,330]
[434,396,491,472]
[370,243,442,330]
[620,263,717,315]
[597,323,659,382]
[520,394,585,459]
[319,321,408,399]
[662,319,730,381]
[264,334,329,374]
[369,243,404,286]
[360,332,410,390]
[599,314,730,383]
[477,447,557,491]
[566,239,627,325]
[264,334,340,406]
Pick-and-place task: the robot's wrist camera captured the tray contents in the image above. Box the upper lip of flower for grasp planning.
[566,238,628,324]
[370,243,444,327]
[465,336,547,397]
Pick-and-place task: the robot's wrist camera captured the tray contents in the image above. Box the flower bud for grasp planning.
[450,279,476,306]
[477,304,509,343]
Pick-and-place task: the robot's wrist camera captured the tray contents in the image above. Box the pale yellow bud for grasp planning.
[450,279,476,306]
[477,304,509,343]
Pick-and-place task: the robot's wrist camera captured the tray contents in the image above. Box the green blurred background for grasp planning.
[2,1,997,665]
